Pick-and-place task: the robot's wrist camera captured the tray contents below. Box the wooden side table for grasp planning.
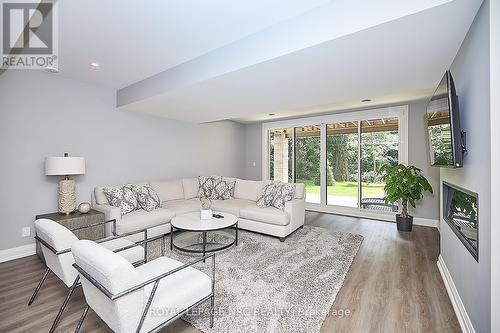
[35,209,105,263]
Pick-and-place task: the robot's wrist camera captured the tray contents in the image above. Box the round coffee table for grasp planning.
[170,211,238,259]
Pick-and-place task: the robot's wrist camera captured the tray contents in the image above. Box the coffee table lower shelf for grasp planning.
[170,222,238,261]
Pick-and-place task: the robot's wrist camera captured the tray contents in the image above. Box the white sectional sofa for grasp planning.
[91,178,306,242]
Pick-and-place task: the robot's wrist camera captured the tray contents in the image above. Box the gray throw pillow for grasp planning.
[272,183,296,210]
[103,184,139,215]
[256,183,280,208]
[211,179,236,200]
[130,184,161,212]
[198,176,221,198]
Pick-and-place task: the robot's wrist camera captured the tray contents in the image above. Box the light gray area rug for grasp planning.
[146,226,363,333]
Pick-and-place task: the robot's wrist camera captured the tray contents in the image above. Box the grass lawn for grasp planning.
[299,180,386,197]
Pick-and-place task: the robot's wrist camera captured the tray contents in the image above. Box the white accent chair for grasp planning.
[31,218,146,333]
[71,239,215,333]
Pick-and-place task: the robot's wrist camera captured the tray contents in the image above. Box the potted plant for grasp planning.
[378,163,433,231]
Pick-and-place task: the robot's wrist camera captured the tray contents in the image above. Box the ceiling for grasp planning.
[54,0,482,123]
[58,0,328,88]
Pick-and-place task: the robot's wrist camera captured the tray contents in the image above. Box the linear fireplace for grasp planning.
[443,181,478,261]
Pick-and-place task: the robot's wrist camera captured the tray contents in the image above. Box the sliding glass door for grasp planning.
[264,106,407,215]
[360,118,399,211]
[326,121,359,208]
[294,126,321,203]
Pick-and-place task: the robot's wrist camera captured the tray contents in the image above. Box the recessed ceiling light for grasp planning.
[268,113,276,116]
[361,99,372,103]
[90,62,100,68]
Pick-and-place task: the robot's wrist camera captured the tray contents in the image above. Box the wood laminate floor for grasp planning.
[0,212,460,333]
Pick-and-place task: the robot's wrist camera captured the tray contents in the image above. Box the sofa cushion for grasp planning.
[211,179,236,200]
[256,183,279,208]
[162,199,201,215]
[272,183,296,210]
[211,199,255,217]
[130,184,162,212]
[103,185,139,215]
[182,178,199,199]
[234,179,264,201]
[94,182,148,205]
[150,180,184,202]
[240,206,290,226]
[118,208,175,234]
[198,176,221,198]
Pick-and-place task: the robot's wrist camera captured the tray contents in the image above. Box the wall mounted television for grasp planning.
[426,71,466,168]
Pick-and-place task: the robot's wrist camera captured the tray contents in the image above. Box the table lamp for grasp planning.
[45,153,86,214]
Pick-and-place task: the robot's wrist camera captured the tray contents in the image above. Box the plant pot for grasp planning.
[396,214,413,232]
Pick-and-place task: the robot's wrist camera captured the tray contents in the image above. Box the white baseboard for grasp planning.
[413,217,439,228]
[437,254,475,333]
[307,206,439,228]
[0,243,36,263]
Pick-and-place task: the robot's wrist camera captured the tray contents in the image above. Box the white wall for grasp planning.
[244,100,440,220]
[489,0,499,330]
[0,70,245,251]
[244,123,263,181]
[440,1,491,331]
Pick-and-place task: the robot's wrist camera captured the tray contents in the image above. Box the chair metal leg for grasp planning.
[202,232,207,263]
[74,305,89,333]
[28,267,50,306]
[210,254,215,328]
[170,226,174,251]
[161,236,166,256]
[235,222,238,246]
[210,295,215,328]
[49,277,80,333]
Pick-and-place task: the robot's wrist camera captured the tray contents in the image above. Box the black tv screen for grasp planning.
[426,71,464,167]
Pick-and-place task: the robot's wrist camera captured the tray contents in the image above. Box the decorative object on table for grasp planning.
[34,209,105,263]
[78,202,91,214]
[378,163,433,232]
[102,184,139,215]
[129,183,161,211]
[200,195,213,220]
[45,153,86,215]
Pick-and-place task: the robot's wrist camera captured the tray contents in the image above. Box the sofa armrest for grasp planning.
[93,204,121,236]
[285,198,306,229]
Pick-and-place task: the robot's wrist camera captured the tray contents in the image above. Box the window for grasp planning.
[326,121,359,208]
[294,126,321,203]
[263,106,407,216]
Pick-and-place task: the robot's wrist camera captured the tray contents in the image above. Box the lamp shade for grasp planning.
[45,156,86,176]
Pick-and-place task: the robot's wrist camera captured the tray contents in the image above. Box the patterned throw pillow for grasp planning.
[272,183,296,210]
[103,185,139,215]
[130,184,161,212]
[256,183,280,208]
[198,176,221,198]
[211,179,236,200]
